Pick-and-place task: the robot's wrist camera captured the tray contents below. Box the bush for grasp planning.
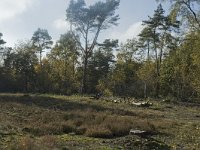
[103,89,113,97]
[9,136,39,150]
[85,125,113,138]
[61,121,76,133]
[102,116,133,136]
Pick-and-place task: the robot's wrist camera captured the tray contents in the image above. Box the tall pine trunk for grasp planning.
[82,53,88,94]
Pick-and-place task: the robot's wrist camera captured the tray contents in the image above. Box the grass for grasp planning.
[0,93,199,149]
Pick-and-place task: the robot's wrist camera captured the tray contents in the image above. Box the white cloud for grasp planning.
[53,18,70,31]
[0,0,36,23]
[108,22,144,43]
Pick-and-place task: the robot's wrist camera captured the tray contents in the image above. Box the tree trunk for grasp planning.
[82,52,88,94]
[144,82,147,98]
[147,40,150,60]
[39,50,42,67]
[72,58,75,78]
[153,32,160,98]
[24,73,28,93]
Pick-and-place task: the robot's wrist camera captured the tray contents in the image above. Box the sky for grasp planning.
[0,0,170,47]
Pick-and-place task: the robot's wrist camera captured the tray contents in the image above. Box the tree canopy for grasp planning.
[0,1,200,102]
[66,0,120,93]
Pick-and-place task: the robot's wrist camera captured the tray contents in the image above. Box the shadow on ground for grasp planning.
[0,94,171,149]
[0,94,135,116]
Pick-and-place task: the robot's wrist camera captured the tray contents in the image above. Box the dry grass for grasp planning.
[0,93,199,149]
[85,125,113,138]
[8,135,59,150]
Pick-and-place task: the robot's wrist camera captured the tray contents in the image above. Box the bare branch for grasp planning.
[70,31,85,52]
[182,0,200,27]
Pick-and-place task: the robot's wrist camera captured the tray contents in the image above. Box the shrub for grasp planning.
[103,116,133,136]
[61,121,76,133]
[40,135,58,149]
[9,136,39,150]
[85,125,113,138]
[103,89,113,97]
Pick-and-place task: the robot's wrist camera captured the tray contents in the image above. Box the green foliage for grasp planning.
[13,41,38,92]
[1,2,200,102]
[87,39,118,93]
[46,32,80,94]
[0,32,6,46]
[31,28,53,64]
[138,4,179,97]
[66,0,120,93]
[158,0,200,29]
[160,31,200,101]
[137,61,157,97]
[109,39,143,97]
[0,33,6,65]
[1,41,38,92]
[66,0,120,31]
[96,79,113,96]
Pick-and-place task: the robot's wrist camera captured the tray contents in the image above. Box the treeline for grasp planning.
[0,0,200,102]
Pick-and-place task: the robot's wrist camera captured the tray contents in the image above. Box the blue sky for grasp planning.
[0,0,170,47]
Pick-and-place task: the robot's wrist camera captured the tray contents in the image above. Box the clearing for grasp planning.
[0,93,199,149]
